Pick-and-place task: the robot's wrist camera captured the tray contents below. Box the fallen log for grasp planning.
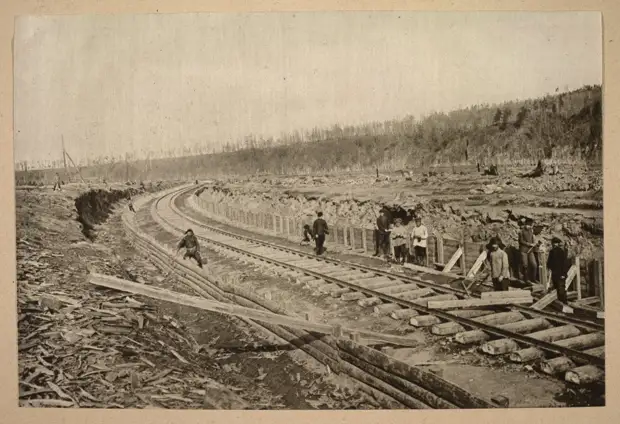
[338,351,457,409]
[336,338,494,409]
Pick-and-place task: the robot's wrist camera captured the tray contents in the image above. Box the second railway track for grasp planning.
[138,185,605,385]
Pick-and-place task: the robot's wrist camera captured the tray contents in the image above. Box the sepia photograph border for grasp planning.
[1,0,618,423]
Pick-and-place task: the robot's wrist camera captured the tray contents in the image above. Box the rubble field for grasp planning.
[16,183,381,409]
[202,165,603,262]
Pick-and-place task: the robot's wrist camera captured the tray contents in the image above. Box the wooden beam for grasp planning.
[596,260,604,310]
[467,251,487,278]
[481,290,531,299]
[436,233,444,264]
[443,247,463,273]
[575,256,582,300]
[403,263,461,279]
[531,291,557,310]
[336,338,494,409]
[89,273,420,347]
[427,296,533,310]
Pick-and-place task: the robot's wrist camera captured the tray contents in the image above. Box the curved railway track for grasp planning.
[139,185,605,385]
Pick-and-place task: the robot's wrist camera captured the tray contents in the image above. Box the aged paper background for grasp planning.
[1,1,618,423]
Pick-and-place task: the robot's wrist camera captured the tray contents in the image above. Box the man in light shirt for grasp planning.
[411,217,428,266]
[482,237,511,291]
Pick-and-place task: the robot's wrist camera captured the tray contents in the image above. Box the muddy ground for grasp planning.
[16,184,383,409]
[200,165,603,262]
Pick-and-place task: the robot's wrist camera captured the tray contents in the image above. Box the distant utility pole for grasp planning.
[61,135,69,181]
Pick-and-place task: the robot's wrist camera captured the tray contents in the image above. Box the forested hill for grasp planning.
[17,85,602,182]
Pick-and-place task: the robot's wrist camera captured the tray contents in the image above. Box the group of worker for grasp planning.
[373,208,429,265]
[478,218,573,313]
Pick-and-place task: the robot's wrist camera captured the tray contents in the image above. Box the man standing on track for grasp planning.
[176,228,204,268]
[312,211,329,255]
[519,218,539,283]
[547,236,573,314]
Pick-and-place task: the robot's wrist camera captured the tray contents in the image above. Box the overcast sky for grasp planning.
[13,12,602,165]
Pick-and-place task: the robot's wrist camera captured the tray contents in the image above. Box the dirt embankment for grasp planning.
[75,182,177,240]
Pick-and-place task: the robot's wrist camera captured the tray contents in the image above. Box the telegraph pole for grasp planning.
[61,135,69,182]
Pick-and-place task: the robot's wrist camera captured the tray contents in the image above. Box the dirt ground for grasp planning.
[15,184,384,409]
[200,165,603,262]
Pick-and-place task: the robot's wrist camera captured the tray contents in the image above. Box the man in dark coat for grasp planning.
[374,208,391,258]
[547,236,573,314]
[519,218,539,283]
[177,229,203,268]
[312,212,329,255]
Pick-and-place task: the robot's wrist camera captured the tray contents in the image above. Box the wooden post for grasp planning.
[575,256,582,300]
[361,228,368,253]
[460,233,466,276]
[436,233,444,265]
[595,260,604,309]
[350,227,356,250]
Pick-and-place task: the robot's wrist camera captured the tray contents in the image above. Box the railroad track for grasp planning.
[140,185,606,385]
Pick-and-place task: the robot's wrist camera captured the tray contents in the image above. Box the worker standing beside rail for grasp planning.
[547,236,574,314]
[312,212,329,255]
[519,218,539,283]
[482,237,511,291]
[390,218,408,264]
[176,229,204,268]
[374,208,390,259]
[410,217,428,266]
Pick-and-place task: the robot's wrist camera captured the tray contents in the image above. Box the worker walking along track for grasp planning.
[126,185,605,404]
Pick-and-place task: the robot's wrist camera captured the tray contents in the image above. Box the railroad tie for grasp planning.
[481,325,581,356]
[454,317,550,343]
[432,312,525,336]
[511,332,604,364]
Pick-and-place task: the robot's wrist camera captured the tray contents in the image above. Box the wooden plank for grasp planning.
[443,247,463,273]
[531,291,557,310]
[459,237,467,276]
[89,273,420,347]
[597,260,604,310]
[573,296,600,306]
[575,256,582,300]
[403,263,461,279]
[436,234,444,264]
[361,228,368,252]
[564,265,577,290]
[467,251,487,278]
[427,296,533,310]
[481,290,531,299]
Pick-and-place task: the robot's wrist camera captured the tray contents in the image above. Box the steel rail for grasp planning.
[170,186,604,333]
